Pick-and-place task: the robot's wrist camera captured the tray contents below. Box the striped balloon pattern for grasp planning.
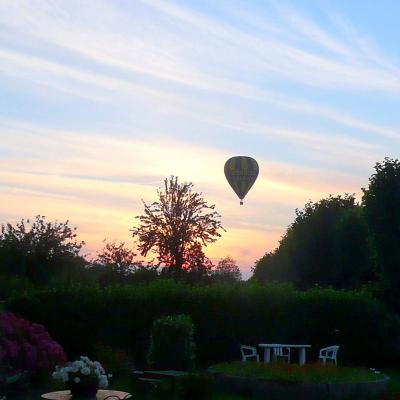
[224,156,259,204]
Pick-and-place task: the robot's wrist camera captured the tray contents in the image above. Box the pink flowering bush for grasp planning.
[0,312,66,377]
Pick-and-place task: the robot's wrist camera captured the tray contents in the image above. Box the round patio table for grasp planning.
[41,389,132,399]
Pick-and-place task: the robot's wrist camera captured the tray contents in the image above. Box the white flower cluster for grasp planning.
[369,368,381,375]
[52,356,112,388]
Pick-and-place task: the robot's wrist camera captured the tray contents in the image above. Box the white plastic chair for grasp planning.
[319,345,339,365]
[273,346,291,363]
[240,345,260,362]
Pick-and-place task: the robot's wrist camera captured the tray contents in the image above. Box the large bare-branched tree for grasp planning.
[131,176,224,272]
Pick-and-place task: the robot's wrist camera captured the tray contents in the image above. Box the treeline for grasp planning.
[0,215,241,301]
[0,237,242,299]
[1,158,400,307]
[252,158,400,312]
[7,281,400,368]
[0,176,240,297]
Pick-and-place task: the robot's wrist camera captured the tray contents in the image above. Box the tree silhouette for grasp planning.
[252,195,374,289]
[0,215,84,283]
[362,158,400,310]
[131,176,224,273]
[213,256,242,282]
[95,240,140,275]
[362,158,400,276]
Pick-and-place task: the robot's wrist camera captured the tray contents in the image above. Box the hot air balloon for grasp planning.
[224,156,259,205]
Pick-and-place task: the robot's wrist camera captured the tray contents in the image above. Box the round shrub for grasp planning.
[0,312,66,378]
[147,314,195,370]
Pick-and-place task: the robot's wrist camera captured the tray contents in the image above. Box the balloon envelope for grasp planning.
[224,156,259,204]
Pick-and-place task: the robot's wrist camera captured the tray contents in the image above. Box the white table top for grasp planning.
[41,389,132,399]
[259,343,311,348]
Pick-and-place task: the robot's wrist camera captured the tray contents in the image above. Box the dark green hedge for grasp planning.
[7,281,400,367]
[148,314,195,370]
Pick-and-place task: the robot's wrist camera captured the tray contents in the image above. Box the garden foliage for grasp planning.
[92,343,133,378]
[147,314,195,370]
[0,215,85,284]
[362,157,400,311]
[252,195,374,289]
[7,281,400,367]
[0,312,66,377]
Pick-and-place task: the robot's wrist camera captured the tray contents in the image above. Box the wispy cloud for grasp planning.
[0,0,399,273]
[140,0,400,91]
[2,0,399,143]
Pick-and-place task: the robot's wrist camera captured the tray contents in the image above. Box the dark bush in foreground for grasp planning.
[147,314,195,370]
[0,312,66,378]
[7,281,400,367]
[92,342,133,378]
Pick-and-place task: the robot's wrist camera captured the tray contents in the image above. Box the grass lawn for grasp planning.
[209,361,385,384]
[383,369,400,399]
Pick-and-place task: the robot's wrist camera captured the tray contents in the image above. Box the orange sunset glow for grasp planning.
[1,119,373,277]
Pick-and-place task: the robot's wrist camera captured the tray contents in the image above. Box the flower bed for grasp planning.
[209,362,389,399]
[0,312,66,379]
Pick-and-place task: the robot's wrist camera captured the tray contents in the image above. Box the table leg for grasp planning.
[264,348,271,364]
[299,348,306,366]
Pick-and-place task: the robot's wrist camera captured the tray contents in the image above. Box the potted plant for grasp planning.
[52,356,111,399]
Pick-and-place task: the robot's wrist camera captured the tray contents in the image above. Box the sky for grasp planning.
[1,0,400,278]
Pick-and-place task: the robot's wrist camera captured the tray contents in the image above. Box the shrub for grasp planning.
[147,314,195,370]
[92,342,134,378]
[0,312,66,378]
[0,275,34,301]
